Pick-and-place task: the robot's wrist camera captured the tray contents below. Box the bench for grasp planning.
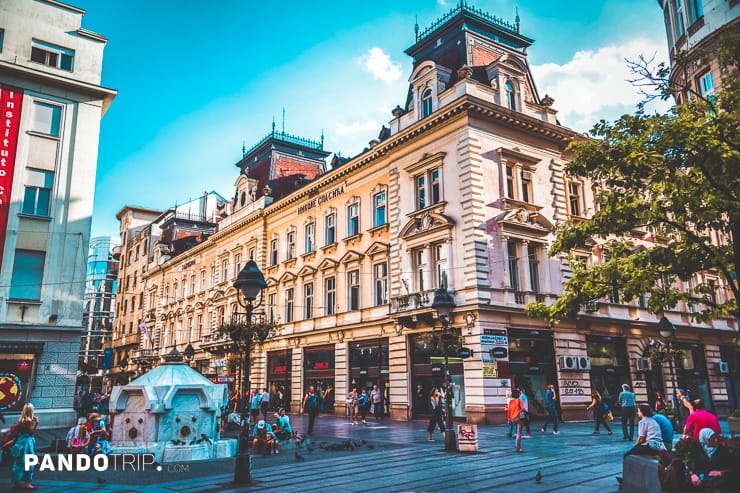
[622,455,663,493]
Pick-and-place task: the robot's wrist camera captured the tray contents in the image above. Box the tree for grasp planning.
[526,32,739,324]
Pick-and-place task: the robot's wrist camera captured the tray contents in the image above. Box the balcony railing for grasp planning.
[132,349,158,362]
[390,289,437,313]
[200,332,233,352]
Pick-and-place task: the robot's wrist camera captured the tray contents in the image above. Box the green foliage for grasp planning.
[526,32,740,323]
[731,408,740,419]
[217,319,277,348]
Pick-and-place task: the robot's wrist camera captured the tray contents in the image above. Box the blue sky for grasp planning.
[70,0,671,237]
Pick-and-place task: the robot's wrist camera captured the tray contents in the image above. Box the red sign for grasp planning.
[0,85,23,272]
[314,362,329,370]
[274,365,287,373]
[16,361,30,372]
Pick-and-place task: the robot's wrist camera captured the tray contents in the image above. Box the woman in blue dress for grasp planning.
[9,403,39,490]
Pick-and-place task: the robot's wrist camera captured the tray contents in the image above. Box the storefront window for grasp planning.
[587,340,627,367]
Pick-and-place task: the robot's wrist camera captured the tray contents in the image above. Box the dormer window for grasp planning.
[505,81,516,111]
[422,88,433,118]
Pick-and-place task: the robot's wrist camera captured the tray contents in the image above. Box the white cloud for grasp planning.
[335,119,380,136]
[437,0,448,6]
[531,39,672,131]
[359,47,403,83]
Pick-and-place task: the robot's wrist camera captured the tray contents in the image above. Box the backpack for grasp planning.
[306,393,318,411]
[602,400,609,412]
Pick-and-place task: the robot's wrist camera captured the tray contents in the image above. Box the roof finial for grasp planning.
[282,107,285,134]
[272,116,276,133]
[414,15,419,41]
[515,6,520,33]
[320,129,325,146]
[242,140,246,158]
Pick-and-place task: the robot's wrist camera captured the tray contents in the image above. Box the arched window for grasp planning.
[421,88,433,118]
[505,81,516,111]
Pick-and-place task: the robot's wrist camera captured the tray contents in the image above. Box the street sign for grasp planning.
[431,363,443,374]
[102,348,113,370]
[458,347,473,358]
[490,347,508,359]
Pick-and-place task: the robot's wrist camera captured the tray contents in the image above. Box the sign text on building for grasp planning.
[0,85,23,272]
[297,185,345,215]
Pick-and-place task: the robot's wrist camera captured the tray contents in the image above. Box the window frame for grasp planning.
[286,230,296,260]
[373,191,387,227]
[347,203,360,237]
[304,281,314,319]
[305,222,315,253]
[505,81,516,111]
[9,250,45,301]
[31,101,62,137]
[373,262,388,306]
[507,241,520,291]
[269,238,279,266]
[415,168,442,210]
[325,276,336,315]
[30,39,74,71]
[285,288,294,323]
[325,213,336,245]
[528,243,540,294]
[568,181,583,217]
[421,87,433,118]
[21,168,54,217]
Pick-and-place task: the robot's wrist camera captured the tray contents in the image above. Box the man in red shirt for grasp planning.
[682,399,722,440]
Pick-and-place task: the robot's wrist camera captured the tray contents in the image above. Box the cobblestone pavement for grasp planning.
[5,413,710,493]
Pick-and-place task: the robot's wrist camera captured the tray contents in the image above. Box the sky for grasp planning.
[69,0,672,238]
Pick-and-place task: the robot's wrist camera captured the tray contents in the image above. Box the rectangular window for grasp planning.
[416,174,426,209]
[325,276,336,315]
[373,262,388,306]
[528,243,540,294]
[181,277,186,298]
[674,0,685,36]
[222,259,229,282]
[197,314,203,341]
[506,165,515,198]
[415,250,425,292]
[305,223,315,253]
[30,40,74,71]
[234,253,241,277]
[287,231,296,259]
[268,293,276,322]
[173,281,178,300]
[325,213,336,245]
[688,0,703,23]
[270,239,278,266]
[430,169,440,204]
[434,243,447,289]
[210,265,216,288]
[0,29,4,53]
[9,250,45,300]
[708,278,717,306]
[188,317,194,342]
[568,181,582,217]
[31,101,62,137]
[164,285,169,305]
[507,241,520,291]
[373,192,387,227]
[200,269,206,291]
[249,247,255,260]
[348,270,360,311]
[347,204,360,237]
[285,288,294,323]
[21,169,53,216]
[304,282,314,319]
[190,275,195,296]
[699,72,714,97]
[521,171,532,203]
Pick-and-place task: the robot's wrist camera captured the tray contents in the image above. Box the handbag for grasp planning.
[606,410,614,421]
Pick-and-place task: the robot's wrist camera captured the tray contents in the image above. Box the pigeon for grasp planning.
[294,452,305,461]
[307,445,314,453]
[535,470,542,483]
[200,433,212,445]
[97,477,107,484]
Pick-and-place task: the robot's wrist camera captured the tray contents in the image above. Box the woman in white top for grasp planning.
[346,387,359,425]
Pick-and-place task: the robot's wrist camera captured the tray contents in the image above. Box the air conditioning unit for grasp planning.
[577,356,591,371]
[559,355,579,371]
[635,357,652,372]
[718,361,730,374]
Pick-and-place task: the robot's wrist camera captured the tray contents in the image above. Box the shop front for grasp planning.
[348,338,389,416]
[304,345,335,413]
[409,330,465,420]
[267,349,292,411]
[675,343,712,412]
[507,329,557,419]
[587,336,630,415]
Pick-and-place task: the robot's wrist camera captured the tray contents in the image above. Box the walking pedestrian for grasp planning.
[371,384,383,420]
[5,403,39,490]
[540,384,559,434]
[586,389,612,434]
[518,387,531,437]
[358,387,370,424]
[505,390,515,438]
[261,388,271,421]
[346,387,359,425]
[427,387,446,442]
[250,389,262,424]
[507,389,526,452]
[301,385,320,435]
[618,383,636,441]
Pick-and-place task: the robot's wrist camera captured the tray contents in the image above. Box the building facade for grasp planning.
[112,3,737,423]
[0,0,116,427]
[78,236,119,393]
[659,0,739,101]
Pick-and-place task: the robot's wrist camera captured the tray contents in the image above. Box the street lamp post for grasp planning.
[432,287,457,452]
[232,260,267,485]
[657,316,679,430]
[183,343,195,367]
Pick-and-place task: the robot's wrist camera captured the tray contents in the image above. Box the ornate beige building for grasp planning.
[110,3,737,423]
